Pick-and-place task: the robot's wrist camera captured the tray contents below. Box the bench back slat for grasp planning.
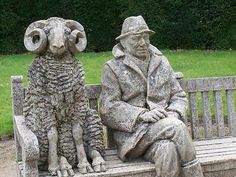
[226,90,236,136]
[11,76,24,116]
[89,98,98,111]
[179,76,236,92]
[85,85,101,99]
[188,92,200,139]
[213,90,225,137]
[201,91,213,138]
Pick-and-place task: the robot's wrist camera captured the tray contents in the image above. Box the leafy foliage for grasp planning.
[118,0,235,49]
[0,0,235,54]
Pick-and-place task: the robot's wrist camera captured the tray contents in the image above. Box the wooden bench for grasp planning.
[11,75,236,177]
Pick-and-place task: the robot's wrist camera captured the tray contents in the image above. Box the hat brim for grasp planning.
[115,29,155,40]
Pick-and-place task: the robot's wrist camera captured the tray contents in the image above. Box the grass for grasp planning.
[0,50,236,137]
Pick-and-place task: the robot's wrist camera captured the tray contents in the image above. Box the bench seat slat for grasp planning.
[38,163,156,177]
[197,153,236,164]
[107,160,151,169]
[196,146,236,155]
[194,137,236,146]
[213,90,225,137]
[197,150,236,158]
[35,137,236,177]
[195,143,236,151]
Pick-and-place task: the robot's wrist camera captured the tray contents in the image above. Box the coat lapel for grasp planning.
[148,55,162,76]
[148,45,163,76]
[123,55,147,82]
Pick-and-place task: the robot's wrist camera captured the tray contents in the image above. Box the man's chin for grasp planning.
[135,52,148,59]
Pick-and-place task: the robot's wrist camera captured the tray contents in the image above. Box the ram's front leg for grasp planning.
[72,123,94,174]
[47,126,60,175]
[89,149,106,172]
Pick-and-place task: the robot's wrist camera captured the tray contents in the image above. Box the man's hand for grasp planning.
[138,108,168,123]
[167,111,180,119]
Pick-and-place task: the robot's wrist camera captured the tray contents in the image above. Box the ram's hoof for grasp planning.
[92,155,106,172]
[77,161,94,174]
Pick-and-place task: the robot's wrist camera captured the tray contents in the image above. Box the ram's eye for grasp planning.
[43,27,51,35]
[65,29,71,35]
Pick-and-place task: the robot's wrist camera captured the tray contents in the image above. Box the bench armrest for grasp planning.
[14,115,39,161]
[14,115,39,177]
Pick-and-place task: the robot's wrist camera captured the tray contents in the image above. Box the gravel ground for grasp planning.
[0,139,17,177]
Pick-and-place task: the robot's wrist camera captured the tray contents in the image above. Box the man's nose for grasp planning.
[139,38,146,46]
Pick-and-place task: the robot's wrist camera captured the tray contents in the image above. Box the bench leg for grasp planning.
[15,131,22,162]
[14,130,23,177]
[23,161,38,177]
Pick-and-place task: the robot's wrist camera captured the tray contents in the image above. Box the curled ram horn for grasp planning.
[66,20,87,53]
[24,20,47,54]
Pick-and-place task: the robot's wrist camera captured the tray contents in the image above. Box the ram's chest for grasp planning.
[44,59,83,94]
[28,56,84,112]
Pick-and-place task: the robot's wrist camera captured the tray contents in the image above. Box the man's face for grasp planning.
[121,32,150,60]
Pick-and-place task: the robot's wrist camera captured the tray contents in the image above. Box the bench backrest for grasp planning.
[85,76,236,141]
[179,77,236,139]
[11,75,236,147]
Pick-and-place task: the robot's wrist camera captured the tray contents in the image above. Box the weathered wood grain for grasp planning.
[226,90,236,136]
[11,76,24,164]
[194,137,236,146]
[213,91,225,137]
[13,75,236,177]
[85,84,101,99]
[107,128,116,149]
[36,137,236,177]
[89,98,98,111]
[201,91,213,138]
[195,143,236,151]
[204,169,236,177]
[179,76,236,92]
[11,76,24,116]
[188,92,200,139]
[14,115,39,177]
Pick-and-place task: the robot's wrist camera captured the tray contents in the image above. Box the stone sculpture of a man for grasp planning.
[100,15,204,177]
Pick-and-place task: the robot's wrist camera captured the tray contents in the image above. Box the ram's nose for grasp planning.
[50,42,66,56]
[52,43,65,50]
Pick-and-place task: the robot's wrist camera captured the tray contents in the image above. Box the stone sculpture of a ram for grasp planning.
[23,17,106,177]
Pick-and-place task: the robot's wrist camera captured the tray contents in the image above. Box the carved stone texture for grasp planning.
[23,17,106,176]
[100,16,204,177]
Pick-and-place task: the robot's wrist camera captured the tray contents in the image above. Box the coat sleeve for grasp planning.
[165,57,188,120]
[100,63,147,133]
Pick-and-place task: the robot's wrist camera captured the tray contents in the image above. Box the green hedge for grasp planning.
[0,0,235,54]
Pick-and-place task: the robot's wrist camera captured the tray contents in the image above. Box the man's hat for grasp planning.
[116,15,155,40]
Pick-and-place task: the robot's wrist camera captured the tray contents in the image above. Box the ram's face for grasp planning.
[48,26,71,56]
[24,17,87,56]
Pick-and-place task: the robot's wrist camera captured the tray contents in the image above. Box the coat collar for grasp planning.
[112,43,163,77]
[124,53,147,81]
[147,45,163,76]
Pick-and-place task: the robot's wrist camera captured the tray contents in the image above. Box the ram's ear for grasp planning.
[66,20,87,53]
[24,20,47,54]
